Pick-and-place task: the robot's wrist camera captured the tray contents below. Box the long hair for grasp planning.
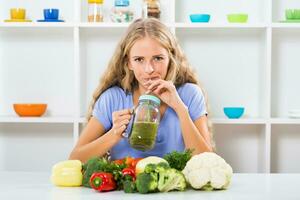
[86,18,215,149]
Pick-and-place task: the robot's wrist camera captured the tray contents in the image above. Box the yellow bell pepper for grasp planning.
[51,160,83,187]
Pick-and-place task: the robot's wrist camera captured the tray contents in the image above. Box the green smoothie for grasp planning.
[129,121,159,151]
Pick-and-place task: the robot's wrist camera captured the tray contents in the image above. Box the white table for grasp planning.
[0,172,299,200]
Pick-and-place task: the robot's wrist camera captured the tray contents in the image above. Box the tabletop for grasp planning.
[0,171,299,200]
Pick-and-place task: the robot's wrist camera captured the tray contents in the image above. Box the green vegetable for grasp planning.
[123,180,137,193]
[163,149,193,171]
[157,168,186,192]
[136,172,158,194]
[144,162,169,174]
[82,157,126,188]
[136,162,186,194]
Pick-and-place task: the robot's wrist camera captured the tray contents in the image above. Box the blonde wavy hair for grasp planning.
[86,18,215,149]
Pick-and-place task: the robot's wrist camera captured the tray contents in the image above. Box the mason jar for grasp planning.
[142,0,161,19]
[88,0,104,22]
[110,0,134,23]
[129,95,161,151]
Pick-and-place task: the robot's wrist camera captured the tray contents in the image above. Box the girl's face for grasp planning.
[128,36,170,90]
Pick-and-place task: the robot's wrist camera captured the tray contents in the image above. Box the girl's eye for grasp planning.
[154,56,164,61]
[134,57,144,62]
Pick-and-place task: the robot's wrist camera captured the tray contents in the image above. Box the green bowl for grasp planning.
[285,9,300,20]
[227,14,248,23]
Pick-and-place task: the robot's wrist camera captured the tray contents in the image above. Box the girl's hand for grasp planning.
[145,79,184,110]
[111,109,132,137]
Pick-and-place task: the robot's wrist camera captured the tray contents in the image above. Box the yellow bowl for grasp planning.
[10,8,26,20]
[4,19,32,22]
[13,104,47,117]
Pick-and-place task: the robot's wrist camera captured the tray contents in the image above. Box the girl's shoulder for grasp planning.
[177,83,203,96]
[101,86,129,99]
[97,86,132,109]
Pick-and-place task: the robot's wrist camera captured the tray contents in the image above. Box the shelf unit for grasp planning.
[1,0,300,173]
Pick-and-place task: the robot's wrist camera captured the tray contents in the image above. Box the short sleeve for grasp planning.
[92,90,114,131]
[179,83,207,121]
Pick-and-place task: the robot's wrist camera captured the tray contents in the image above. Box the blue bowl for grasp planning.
[223,107,245,119]
[44,9,59,20]
[190,14,210,23]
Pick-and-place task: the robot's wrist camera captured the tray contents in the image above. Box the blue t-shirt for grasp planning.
[92,83,207,160]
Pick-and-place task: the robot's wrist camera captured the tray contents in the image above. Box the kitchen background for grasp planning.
[0,0,300,173]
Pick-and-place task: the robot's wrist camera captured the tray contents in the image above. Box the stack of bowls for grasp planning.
[288,109,300,118]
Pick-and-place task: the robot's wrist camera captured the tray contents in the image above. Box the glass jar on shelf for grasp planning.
[88,0,104,22]
[142,0,161,19]
[110,0,134,23]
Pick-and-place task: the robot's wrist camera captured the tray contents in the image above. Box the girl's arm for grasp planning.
[69,117,120,163]
[174,104,213,155]
[69,109,131,163]
[146,79,213,155]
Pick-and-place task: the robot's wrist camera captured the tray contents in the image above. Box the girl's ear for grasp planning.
[127,61,133,70]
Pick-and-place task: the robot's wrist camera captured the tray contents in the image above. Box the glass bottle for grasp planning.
[128,95,161,151]
[142,0,161,19]
[88,0,104,22]
[111,0,134,23]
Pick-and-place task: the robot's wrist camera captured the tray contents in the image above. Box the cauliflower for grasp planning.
[182,152,233,190]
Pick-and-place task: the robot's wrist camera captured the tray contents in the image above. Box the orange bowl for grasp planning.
[13,104,47,117]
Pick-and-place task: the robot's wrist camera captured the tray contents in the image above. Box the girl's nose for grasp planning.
[144,62,154,74]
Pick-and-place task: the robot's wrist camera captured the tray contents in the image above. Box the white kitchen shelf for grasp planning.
[213,124,267,173]
[1,0,300,173]
[0,123,74,171]
[79,22,131,28]
[271,124,300,173]
[0,116,81,123]
[2,117,300,125]
[270,118,300,124]
[1,22,300,29]
[0,22,75,28]
[174,22,267,29]
[211,118,267,124]
[272,23,300,28]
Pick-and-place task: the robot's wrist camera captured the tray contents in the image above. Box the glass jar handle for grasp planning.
[122,106,135,138]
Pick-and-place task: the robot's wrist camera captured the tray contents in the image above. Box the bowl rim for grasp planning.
[223,107,245,109]
[13,103,47,106]
[227,13,248,16]
[190,14,211,16]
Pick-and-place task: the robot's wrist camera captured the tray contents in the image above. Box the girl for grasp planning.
[69,18,214,163]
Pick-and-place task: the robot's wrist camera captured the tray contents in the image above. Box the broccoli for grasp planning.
[123,180,137,193]
[144,162,169,174]
[155,162,170,173]
[144,163,157,174]
[136,172,158,194]
[137,162,186,193]
[158,168,187,192]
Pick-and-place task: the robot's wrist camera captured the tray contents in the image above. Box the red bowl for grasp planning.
[13,104,47,117]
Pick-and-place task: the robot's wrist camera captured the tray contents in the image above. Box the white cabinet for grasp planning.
[1,0,300,172]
